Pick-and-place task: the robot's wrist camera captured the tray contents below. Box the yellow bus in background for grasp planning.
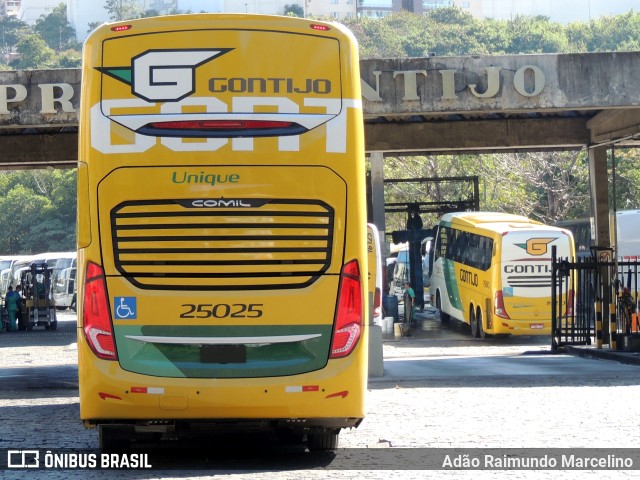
[77,14,367,451]
[429,212,575,337]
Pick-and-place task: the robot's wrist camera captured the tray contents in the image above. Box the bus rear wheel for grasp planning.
[477,309,487,339]
[99,425,134,453]
[470,308,479,338]
[307,429,339,451]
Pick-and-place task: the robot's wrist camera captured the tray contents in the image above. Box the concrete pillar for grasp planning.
[368,322,384,378]
[369,151,390,258]
[589,145,611,250]
[368,152,386,377]
[588,145,611,344]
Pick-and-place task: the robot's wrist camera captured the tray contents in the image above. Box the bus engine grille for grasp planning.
[110,199,335,290]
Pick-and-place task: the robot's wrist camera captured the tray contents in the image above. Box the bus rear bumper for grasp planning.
[84,417,363,432]
[78,342,367,430]
[489,319,551,336]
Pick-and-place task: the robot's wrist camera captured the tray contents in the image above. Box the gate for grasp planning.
[551,246,640,351]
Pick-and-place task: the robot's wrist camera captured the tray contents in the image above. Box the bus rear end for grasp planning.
[494,229,574,335]
[77,14,366,450]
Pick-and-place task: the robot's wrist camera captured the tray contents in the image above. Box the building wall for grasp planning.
[67,0,110,43]
[18,0,59,24]
[4,0,22,17]
[360,0,479,18]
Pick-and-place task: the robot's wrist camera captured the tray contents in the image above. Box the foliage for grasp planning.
[0,15,30,54]
[284,4,304,17]
[56,49,82,68]
[504,15,569,54]
[491,152,591,223]
[381,149,600,232]
[34,3,77,51]
[86,21,104,36]
[104,0,142,22]
[141,9,160,18]
[0,170,76,254]
[609,148,640,211]
[342,8,640,57]
[10,34,56,69]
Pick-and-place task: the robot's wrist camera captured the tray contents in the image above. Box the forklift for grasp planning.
[18,262,57,331]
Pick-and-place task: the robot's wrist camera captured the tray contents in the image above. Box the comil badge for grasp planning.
[515,238,557,256]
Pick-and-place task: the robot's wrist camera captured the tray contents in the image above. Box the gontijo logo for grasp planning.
[98,49,231,102]
[515,237,557,256]
[91,47,359,153]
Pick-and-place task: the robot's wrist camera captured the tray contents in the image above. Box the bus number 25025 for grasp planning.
[180,303,264,319]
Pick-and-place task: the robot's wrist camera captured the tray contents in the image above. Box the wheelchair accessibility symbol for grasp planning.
[114,297,137,319]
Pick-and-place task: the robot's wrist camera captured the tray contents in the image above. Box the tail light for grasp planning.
[139,119,307,138]
[494,290,510,319]
[83,262,117,360]
[330,260,362,359]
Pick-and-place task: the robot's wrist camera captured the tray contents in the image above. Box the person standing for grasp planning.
[5,286,19,332]
[403,281,416,327]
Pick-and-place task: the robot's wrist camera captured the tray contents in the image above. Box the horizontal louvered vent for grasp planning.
[110,199,334,290]
[505,275,551,288]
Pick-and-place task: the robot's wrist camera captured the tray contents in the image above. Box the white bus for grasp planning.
[52,252,77,309]
[616,210,640,261]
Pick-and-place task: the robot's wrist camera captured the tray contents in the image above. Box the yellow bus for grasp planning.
[429,212,574,337]
[77,13,367,451]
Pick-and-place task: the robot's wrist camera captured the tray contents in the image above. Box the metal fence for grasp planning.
[551,247,640,351]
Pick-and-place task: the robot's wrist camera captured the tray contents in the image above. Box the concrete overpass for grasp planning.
[1,52,639,245]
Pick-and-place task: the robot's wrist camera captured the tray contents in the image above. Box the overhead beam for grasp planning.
[587,108,640,144]
[364,117,591,154]
[0,115,594,169]
[0,133,78,168]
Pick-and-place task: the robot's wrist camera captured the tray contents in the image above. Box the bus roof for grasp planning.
[440,211,549,234]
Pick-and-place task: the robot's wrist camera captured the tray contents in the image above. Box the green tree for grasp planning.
[491,152,590,223]
[55,49,82,68]
[505,15,569,54]
[0,184,51,254]
[34,3,77,51]
[10,33,56,69]
[141,9,160,18]
[87,21,103,36]
[0,170,76,254]
[284,4,303,17]
[609,148,640,211]
[0,15,30,55]
[105,0,142,21]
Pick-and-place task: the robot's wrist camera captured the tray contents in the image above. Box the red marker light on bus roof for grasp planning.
[111,24,132,32]
[310,24,331,31]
